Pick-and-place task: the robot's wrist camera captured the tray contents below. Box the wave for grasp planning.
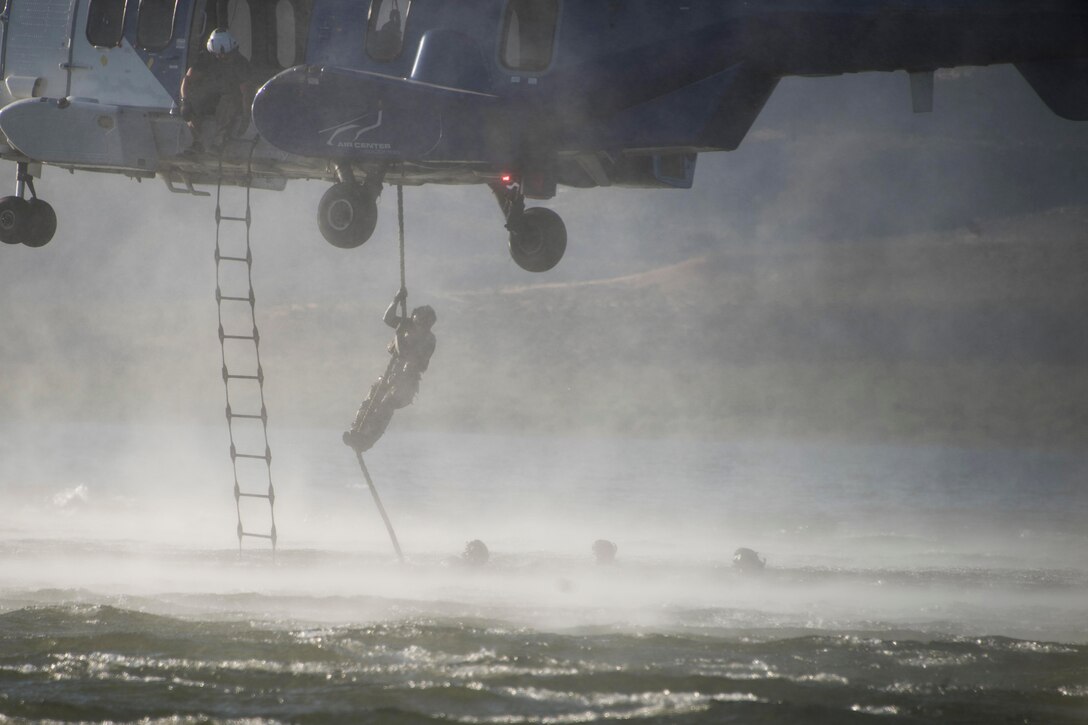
[1,598,1086,724]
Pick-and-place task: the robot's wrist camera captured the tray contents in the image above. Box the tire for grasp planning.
[509,207,567,272]
[22,198,57,248]
[0,196,29,245]
[317,183,378,249]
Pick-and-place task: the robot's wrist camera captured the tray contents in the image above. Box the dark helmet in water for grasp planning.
[592,539,618,565]
[733,547,766,574]
[412,305,436,329]
[462,539,489,566]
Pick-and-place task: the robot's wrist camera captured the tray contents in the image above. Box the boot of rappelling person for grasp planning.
[343,289,437,452]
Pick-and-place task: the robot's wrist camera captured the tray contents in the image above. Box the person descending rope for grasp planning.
[343,288,437,452]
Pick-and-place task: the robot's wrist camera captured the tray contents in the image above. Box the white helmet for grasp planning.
[206,29,238,56]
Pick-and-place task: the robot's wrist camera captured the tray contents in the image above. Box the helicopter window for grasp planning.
[227,0,253,60]
[86,0,126,48]
[137,0,178,51]
[275,0,298,67]
[501,0,559,72]
[367,0,410,62]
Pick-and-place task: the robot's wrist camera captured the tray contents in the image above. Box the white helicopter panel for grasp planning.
[2,0,77,104]
[68,2,178,109]
[0,97,162,171]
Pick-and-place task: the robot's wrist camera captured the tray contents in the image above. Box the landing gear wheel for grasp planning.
[318,182,378,249]
[23,198,57,248]
[509,207,567,272]
[0,196,29,245]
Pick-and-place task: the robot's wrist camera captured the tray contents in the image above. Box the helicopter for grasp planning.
[1,0,1085,271]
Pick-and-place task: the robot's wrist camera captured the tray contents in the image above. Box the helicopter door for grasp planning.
[2,0,78,101]
[68,0,177,108]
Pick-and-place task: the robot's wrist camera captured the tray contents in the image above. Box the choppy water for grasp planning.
[1,427,1087,722]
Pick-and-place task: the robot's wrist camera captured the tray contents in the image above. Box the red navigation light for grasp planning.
[500,173,513,184]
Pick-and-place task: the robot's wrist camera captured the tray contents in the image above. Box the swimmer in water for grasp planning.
[592,539,618,565]
[461,539,490,567]
[733,547,766,574]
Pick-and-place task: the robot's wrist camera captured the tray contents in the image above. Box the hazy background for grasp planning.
[1,64,1087,551]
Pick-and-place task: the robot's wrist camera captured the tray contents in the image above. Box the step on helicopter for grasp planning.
[1,0,1086,270]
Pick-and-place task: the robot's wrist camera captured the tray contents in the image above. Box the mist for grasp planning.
[2,64,1087,655]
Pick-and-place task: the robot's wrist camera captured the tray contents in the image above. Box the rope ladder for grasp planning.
[214,145,278,555]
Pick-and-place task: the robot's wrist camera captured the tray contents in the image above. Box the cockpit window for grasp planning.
[226,0,254,60]
[137,0,178,51]
[275,0,298,68]
[367,0,410,62]
[86,0,126,48]
[501,0,559,72]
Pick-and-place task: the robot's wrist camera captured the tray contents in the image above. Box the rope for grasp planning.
[354,185,407,432]
[351,184,408,563]
[354,355,397,440]
[397,184,407,316]
[356,451,404,562]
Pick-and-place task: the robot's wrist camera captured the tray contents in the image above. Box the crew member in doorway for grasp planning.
[343,288,437,452]
[179,29,252,151]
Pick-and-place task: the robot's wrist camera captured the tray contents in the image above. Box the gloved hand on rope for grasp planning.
[391,286,408,317]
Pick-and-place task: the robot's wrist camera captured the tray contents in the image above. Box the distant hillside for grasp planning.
[3,205,1084,449]
[254,205,1088,449]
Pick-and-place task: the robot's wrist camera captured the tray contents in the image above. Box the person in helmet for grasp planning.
[179,28,252,151]
[344,288,437,452]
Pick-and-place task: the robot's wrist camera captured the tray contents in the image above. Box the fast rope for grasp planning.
[398,184,407,306]
[354,184,408,563]
[354,451,403,562]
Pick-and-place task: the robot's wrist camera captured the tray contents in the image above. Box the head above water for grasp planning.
[462,539,489,566]
[592,539,617,565]
[411,305,436,329]
[206,29,238,57]
[733,547,766,574]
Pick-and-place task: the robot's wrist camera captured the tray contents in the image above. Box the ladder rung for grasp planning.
[228,437,270,461]
[219,324,259,344]
[219,214,248,222]
[215,247,251,263]
[238,492,272,500]
[222,366,264,384]
[229,412,265,420]
[240,531,274,540]
[219,294,253,303]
